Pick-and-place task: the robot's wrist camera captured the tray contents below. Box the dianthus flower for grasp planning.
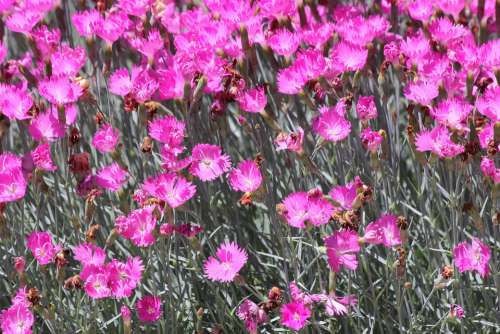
[415,126,465,158]
[115,206,158,247]
[363,214,401,247]
[312,104,351,142]
[280,301,311,331]
[356,96,377,121]
[430,98,472,132]
[360,128,384,152]
[236,299,267,334]
[281,189,334,228]
[266,29,300,57]
[189,144,231,181]
[95,163,128,192]
[453,238,491,278]
[92,124,120,153]
[0,153,28,203]
[0,84,33,120]
[228,160,263,193]
[141,172,196,208]
[38,76,83,105]
[236,87,267,114]
[203,241,248,282]
[26,231,61,265]
[136,295,162,322]
[324,230,361,272]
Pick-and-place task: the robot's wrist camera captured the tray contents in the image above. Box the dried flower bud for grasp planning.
[64,275,83,290]
[124,94,138,112]
[85,224,101,242]
[441,265,454,279]
[141,136,153,153]
[95,111,105,125]
[27,288,41,306]
[239,192,253,206]
[69,152,90,175]
[55,249,69,269]
[69,127,81,146]
[397,216,408,230]
[14,256,25,274]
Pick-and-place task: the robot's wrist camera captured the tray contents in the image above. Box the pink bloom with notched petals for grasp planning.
[109,68,133,96]
[236,87,267,114]
[0,301,34,334]
[28,143,57,171]
[329,177,363,211]
[26,231,61,265]
[415,126,465,158]
[141,172,196,208]
[115,206,158,247]
[148,116,185,147]
[360,127,383,152]
[107,256,144,298]
[324,230,361,272]
[383,41,400,64]
[28,110,65,142]
[404,80,439,106]
[430,98,472,132]
[5,10,43,34]
[236,299,267,334]
[407,1,434,22]
[356,96,377,121]
[478,124,495,150]
[0,84,33,120]
[95,11,131,44]
[190,144,231,181]
[266,29,300,57]
[38,76,83,105]
[31,25,60,60]
[281,189,333,228]
[428,17,469,47]
[476,85,500,122]
[118,0,152,17]
[71,9,101,38]
[331,42,368,72]
[363,214,401,247]
[51,45,86,77]
[275,127,304,153]
[132,69,159,103]
[480,157,500,183]
[450,304,465,319]
[92,124,120,153]
[313,106,351,142]
[453,238,491,278]
[203,241,248,282]
[73,243,106,267]
[136,295,162,322]
[95,163,128,192]
[0,153,27,203]
[280,301,311,331]
[130,29,163,60]
[311,292,358,316]
[84,271,111,299]
[228,160,262,193]
[276,66,307,95]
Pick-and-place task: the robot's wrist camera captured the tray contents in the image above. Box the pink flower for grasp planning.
[450,304,465,319]
[236,299,267,334]
[28,110,65,142]
[428,17,469,46]
[275,127,304,153]
[71,9,101,38]
[109,68,133,96]
[189,144,231,181]
[0,153,28,203]
[480,157,500,183]
[312,105,351,142]
[26,231,61,265]
[328,177,363,211]
[0,84,33,120]
[236,87,267,114]
[14,257,25,274]
[38,76,83,105]
[131,29,163,60]
[407,1,433,22]
[356,96,377,121]
[0,302,34,334]
[281,190,334,228]
[453,238,491,278]
[360,128,383,152]
[322,293,357,316]
[84,271,111,299]
[25,143,57,172]
[51,45,86,77]
[228,160,262,193]
[95,163,128,192]
[430,98,472,132]
[148,116,185,147]
[203,241,248,282]
[280,301,311,331]
[95,12,131,44]
[277,66,307,95]
[141,172,196,208]
[32,25,61,60]
[73,242,106,267]
[324,230,361,272]
[331,42,368,72]
[476,85,500,122]
[363,214,401,247]
[267,29,300,57]
[118,0,152,17]
[404,80,439,106]
[115,206,158,247]
[478,123,495,150]
[92,124,120,153]
[136,295,162,322]
[6,10,43,34]
[383,41,400,64]
[107,256,144,298]
[415,126,465,158]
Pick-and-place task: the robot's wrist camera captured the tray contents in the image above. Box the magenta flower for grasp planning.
[118,0,152,17]
[73,242,106,267]
[415,126,465,158]
[356,96,377,121]
[331,42,368,72]
[480,157,500,184]
[95,12,131,44]
[453,238,491,278]
[281,190,334,228]
[115,206,158,247]
[312,105,351,142]
[0,153,28,203]
[363,214,401,247]
[32,25,61,60]
[148,116,185,147]
[324,230,361,272]
[0,301,34,334]
[109,68,133,97]
[280,301,311,331]
[228,160,263,193]
[428,17,468,46]
[28,110,65,142]
[478,123,495,150]
[267,29,300,57]
[107,256,144,298]
[189,144,231,181]
[84,271,111,299]
[38,76,83,105]
[26,231,61,265]
[131,29,163,60]
[25,143,57,172]
[404,80,439,106]
[51,45,86,77]
[275,127,304,153]
[430,98,472,132]
[0,84,33,120]
[277,66,307,95]
[141,172,196,208]
[236,299,267,334]
[136,295,162,322]
[329,177,363,211]
[450,304,465,319]
[92,124,120,153]
[203,241,248,282]
[360,128,383,152]
[476,85,500,122]
[95,163,128,192]
[71,9,101,38]
[322,293,358,316]
[407,1,433,22]
[236,87,267,114]
[6,10,43,34]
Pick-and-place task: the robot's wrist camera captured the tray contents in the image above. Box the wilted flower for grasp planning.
[136,295,162,322]
[236,299,267,333]
[449,304,465,319]
[360,128,384,152]
[324,230,361,272]
[275,127,304,153]
[453,238,491,278]
[204,241,247,282]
